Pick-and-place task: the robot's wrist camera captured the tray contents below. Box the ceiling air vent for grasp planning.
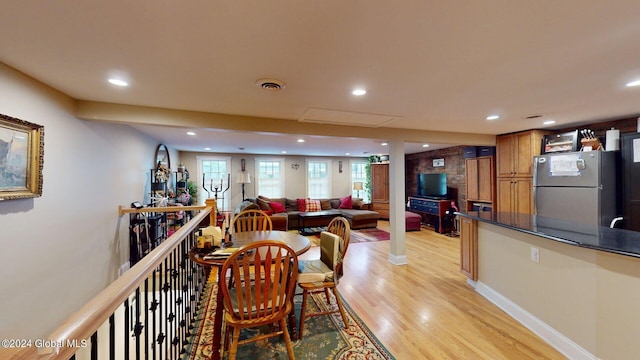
[523,114,543,119]
[256,78,286,91]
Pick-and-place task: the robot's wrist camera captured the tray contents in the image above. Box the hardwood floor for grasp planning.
[300,221,567,360]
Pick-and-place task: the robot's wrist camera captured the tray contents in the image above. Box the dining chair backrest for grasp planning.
[231,209,273,233]
[327,216,351,260]
[220,240,299,321]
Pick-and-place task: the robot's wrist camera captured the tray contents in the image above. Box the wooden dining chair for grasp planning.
[296,216,351,339]
[220,240,298,360]
[231,209,273,233]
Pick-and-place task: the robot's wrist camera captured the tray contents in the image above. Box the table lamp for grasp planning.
[353,181,363,198]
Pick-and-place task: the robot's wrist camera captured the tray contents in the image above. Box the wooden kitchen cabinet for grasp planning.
[496,130,547,214]
[459,217,477,280]
[496,130,546,177]
[497,177,534,214]
[370,163,389,219]
[466,156,495,210]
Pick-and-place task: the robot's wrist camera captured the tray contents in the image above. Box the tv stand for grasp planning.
[408,197,454,234]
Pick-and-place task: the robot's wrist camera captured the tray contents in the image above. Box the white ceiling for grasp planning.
[2,1,640,156]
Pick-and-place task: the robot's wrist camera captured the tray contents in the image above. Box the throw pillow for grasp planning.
[352,198,363,209]
[339,195,352,209]
[286,198,298,211]
[240,201,260,212]
[257,197,271,211]
[269,201,286,213]
[329,199,341,209]
[320,199,332,210]
[305,198,322,212]
[297,198,306,212]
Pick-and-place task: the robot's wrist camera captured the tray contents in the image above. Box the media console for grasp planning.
[408,196,454,234]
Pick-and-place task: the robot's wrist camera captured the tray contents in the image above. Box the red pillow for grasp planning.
[339,195,352,209]
[269,201,286,213]
[297,198,306,212]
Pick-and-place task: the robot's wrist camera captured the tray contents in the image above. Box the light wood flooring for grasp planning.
[299,221,567,360]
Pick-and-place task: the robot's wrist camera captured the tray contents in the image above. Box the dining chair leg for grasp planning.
[324,288,331,303]
[298,289,309,339]
[229,326,241,360]
[331,287,349,329]
[280,317,296,359]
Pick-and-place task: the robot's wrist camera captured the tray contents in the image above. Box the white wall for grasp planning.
[0,63,162,339]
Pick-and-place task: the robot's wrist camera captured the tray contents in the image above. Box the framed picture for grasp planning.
[0,113,44,200]
[433,158,445,167]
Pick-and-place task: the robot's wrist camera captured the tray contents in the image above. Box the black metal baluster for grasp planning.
[91,332,97,360]
[109,314,115,360]
[151,268,158,360]
[157,262,164,360]
[134,288,142,360]
[170,249,178,359]
[124,299,130,360]
[144,278,149,360]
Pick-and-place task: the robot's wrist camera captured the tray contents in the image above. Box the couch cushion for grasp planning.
[339,195,352,209]
[285,198,298,211]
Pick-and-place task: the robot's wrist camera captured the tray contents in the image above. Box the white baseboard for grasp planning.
[118,262,130,276]
[387,253,408,265]
[474,281,596,360]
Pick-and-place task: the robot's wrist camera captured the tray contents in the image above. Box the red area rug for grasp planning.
[350,228,390,243]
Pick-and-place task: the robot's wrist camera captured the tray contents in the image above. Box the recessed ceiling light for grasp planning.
[108,78,128,87]
[422,144,429,148]
[297,139,305,143]
[281,150,287,154]
[626,80,640,87]
[204,147,211,151]
[486,115,500,120]
[186,131,196,136]
[381,142,388,146]
[543,120,556,125]
[352,88,367,96]
[345,152,351,155]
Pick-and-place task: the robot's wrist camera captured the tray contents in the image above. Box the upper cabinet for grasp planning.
[496,130,547,178]
[465,155,495,210]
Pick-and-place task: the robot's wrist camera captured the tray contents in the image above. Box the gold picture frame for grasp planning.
[0,113,44,200]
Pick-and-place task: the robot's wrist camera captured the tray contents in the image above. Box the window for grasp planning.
[197,156,232,210]
[255,158,285,198]
[351,160,369,202]
[307,159,331,199]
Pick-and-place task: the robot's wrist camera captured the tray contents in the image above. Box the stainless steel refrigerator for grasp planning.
[533,151,618,228]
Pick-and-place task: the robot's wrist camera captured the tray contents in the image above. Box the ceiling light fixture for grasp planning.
[297,139,305,143]
[486,115,500,120]
[108,78,128,87]
[256,78,286,91]
[543,120,556,125]
[186,131,196,136]
[422,144,429,148]
[626,80,640,87]
[345,152,351,155]
[352,88,367,96]
[381,142,388,146]
[204,147,211,151]
[281,150,287,154]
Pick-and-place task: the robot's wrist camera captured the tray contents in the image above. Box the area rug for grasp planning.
[349,228,390,243]
[182,279,394,360]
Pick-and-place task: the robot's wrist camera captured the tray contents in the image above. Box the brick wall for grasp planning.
[405,146,466,210]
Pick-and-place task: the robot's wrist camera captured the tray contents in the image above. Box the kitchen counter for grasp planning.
[456,210,640,259]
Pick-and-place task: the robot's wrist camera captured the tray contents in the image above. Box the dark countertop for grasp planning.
[456,211,640,259]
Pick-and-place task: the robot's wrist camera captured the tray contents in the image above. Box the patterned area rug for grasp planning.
[350,228,390,243]
[183,279,394,359]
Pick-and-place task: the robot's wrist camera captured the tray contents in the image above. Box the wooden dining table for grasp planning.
[189,230,311,360]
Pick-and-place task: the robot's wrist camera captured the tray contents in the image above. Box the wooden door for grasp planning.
[465,158,479,200]
[477,156,494,203]
[496,177,514,213]
[514,178,534,214]
[496,135,514,177]
[459,217,477,280]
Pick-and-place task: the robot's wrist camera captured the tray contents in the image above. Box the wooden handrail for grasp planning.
[118,204,206,216]
[1,200,219,359]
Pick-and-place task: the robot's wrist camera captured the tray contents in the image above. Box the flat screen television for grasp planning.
[417,173,447,198]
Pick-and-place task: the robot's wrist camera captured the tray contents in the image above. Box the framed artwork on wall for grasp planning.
[0,113,44,200]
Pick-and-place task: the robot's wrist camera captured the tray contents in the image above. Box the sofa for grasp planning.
[234,195,380,231]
